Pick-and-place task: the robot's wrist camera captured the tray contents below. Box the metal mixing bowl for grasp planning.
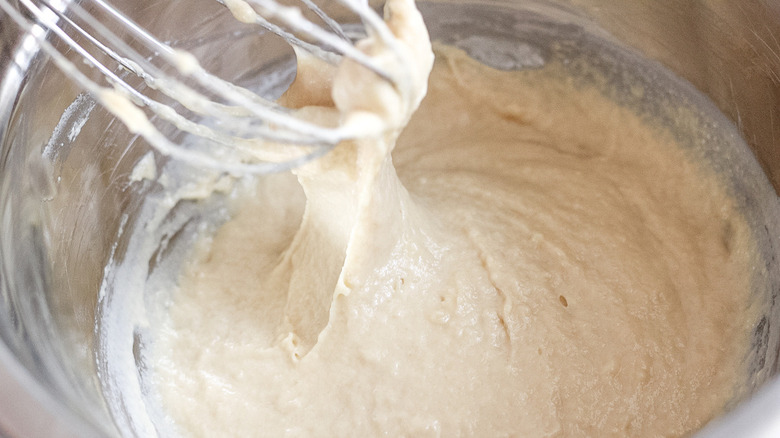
[1,0,780,436]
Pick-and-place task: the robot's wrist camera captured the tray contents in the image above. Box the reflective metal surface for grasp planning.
[1,0,779,437]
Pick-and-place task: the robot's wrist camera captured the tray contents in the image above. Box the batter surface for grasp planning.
[149,1,760,436]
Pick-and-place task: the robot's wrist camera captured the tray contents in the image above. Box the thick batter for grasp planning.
[149,0,761,436]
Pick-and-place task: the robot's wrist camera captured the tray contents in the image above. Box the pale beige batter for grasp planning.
[149,1,761,436]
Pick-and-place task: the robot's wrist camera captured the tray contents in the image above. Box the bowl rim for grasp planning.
[1,1,780,437]
[0,14,109,438]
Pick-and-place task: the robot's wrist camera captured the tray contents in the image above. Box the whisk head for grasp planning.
[0,0,411,174]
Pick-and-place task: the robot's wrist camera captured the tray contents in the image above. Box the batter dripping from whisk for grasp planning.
[148,0,763,436]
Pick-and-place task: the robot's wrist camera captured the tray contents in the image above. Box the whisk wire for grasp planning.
[67,0,348,143]
[0,0,403,174]
[298,0,350,41]
[230,0,394,81]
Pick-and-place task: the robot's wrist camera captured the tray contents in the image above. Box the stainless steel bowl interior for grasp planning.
[1,0,780,436]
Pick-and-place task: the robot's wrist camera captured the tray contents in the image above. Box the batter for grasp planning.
[148,0,761,436]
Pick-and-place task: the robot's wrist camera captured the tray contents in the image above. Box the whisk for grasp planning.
[0,0,410,174]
